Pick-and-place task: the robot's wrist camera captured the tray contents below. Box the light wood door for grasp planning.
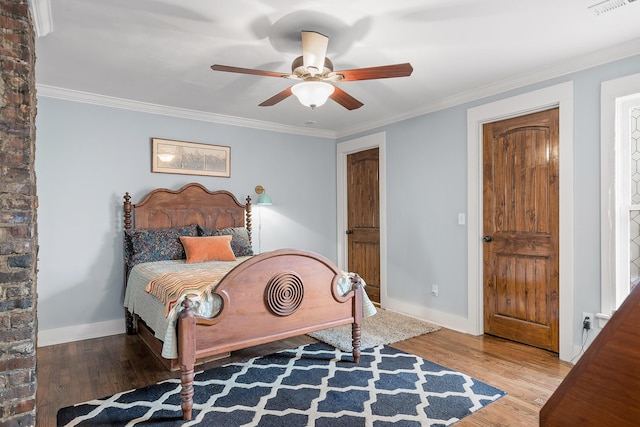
[347,148,381,304]
[483,108,559,352]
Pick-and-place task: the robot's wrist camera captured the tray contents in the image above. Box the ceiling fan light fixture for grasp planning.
[211,31,410,110]
[291,81,335,109]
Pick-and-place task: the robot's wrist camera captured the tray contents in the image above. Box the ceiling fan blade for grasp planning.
[330,86,364,110]
[335,63,413,81]
[258,87,293,107]
[301,31,328,76]
[211,64,291,79]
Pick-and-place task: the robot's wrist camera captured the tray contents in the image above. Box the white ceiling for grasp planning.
[33,0,640,138]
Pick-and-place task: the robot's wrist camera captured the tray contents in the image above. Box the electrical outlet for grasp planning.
[582,312,593,330]
[431,284,439,297]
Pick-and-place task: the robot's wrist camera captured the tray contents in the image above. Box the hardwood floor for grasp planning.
[36,329,571,426]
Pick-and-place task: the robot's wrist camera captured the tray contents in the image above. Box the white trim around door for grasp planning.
[337,132,387,306]
[467,82,575,362]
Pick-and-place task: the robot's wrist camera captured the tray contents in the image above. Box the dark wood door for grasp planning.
[483,108,559,352]
[347,148,380,304]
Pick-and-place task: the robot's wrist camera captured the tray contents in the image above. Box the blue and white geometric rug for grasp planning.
[57,343,505,426]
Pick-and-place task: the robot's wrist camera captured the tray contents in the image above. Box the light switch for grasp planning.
[458,213,465,225]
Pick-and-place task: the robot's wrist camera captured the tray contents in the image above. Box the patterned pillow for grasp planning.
[197,225,254,257]
[125,225,198,267]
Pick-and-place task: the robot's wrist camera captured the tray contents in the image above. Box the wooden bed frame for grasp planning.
[123,183,363,420]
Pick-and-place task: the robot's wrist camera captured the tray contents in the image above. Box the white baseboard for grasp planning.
[382,297,470,334]
[38,318,126,347]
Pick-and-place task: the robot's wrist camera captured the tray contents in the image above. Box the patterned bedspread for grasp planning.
[124,258,376,359]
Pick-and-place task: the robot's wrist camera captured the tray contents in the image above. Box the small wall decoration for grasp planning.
[151,138,230,178]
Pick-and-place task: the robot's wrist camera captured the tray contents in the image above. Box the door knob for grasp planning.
[346,230,354,235]
[483,235,492,242]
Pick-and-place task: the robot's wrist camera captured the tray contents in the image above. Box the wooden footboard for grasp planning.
[177,249,363,421]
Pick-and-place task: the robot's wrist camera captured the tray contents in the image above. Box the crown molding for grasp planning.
[28,0,53,37]
[36,85,337,139]
[336,38,640,138]
[37,38,640,141]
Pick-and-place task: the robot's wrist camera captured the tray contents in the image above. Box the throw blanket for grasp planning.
[146,268,228,316]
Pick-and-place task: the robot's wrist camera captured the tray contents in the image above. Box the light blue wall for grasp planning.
[383,106,469,316]
[342,54,640,342]
[36,54,640,347]
[35,98,336,330]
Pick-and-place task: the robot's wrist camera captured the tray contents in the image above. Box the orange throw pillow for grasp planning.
[180,235,236,263]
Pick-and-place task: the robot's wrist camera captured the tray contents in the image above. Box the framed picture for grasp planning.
[151,138,230,178]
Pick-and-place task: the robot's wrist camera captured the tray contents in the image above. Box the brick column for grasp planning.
[0,0,38,425]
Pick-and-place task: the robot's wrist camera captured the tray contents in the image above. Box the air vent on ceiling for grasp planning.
[588,0,637,15]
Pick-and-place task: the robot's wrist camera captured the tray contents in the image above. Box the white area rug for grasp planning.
[308,309,441,351]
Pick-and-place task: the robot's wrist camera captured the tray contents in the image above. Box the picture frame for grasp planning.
[151,138,230,178]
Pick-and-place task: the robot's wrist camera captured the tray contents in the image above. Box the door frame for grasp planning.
[467,82,575,362]
[337,132,387,306]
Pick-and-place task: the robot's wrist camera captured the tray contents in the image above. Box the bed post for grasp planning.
[178,298,197,421]
[123,193,137,335]
[351,274,363,364]
[123,192,132,229]
[245,195,252,246]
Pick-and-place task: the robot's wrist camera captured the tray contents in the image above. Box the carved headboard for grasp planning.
[123,183,252,241]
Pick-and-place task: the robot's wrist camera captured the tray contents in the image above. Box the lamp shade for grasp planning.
[291,81,335,109]
[257,193,272,206]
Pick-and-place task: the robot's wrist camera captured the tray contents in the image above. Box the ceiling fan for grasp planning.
[211,31,413,110]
